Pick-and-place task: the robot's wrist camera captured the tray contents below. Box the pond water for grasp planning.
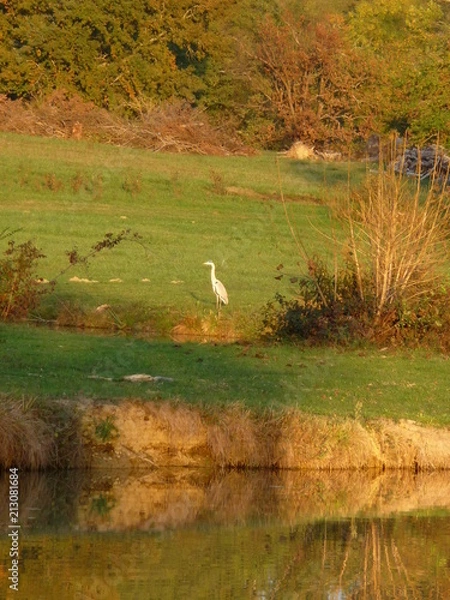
[1,468,450,599]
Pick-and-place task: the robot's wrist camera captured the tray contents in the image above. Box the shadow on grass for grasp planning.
[284,159,367,197]
[0,323,282,409]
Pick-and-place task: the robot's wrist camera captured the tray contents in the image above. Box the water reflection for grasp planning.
[1,469,450,599]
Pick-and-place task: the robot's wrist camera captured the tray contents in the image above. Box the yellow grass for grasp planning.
[0,397,54,469]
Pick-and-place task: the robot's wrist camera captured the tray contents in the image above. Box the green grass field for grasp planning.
[2,133,450,426]
[0,132,365,319]
[2,323,450,426]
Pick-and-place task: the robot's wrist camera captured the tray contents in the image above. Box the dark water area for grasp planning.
[1,468,450,599]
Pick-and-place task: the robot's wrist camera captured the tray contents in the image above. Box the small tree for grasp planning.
[0,229,141,322]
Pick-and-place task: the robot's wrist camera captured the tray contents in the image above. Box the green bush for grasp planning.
[262,257,374,344]
[263,257,450,348]
[0,237,51,320]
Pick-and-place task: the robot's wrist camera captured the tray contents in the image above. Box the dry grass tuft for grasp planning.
[275,410,382,469]
[0,396,54,469]
[204,407,450,471]
[207,407,383,470]
[371,419,450,471]
[207,405,283,468]
[171,312,238,342]
[145,400,206,440]
[0,395,85,470]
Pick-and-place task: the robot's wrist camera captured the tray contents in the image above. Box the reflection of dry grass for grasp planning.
[72,468,450,535]
[351,520,420,599]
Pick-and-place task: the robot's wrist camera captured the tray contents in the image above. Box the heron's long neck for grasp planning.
[210,264,216,282]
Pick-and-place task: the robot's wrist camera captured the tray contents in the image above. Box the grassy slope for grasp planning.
[1,133,449,426]
[0,132,362,316]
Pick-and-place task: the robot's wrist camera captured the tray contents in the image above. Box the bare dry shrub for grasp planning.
[0,236,51,321]
[265,146,450,346]
[343,155,450,321]
[0,93,253,156]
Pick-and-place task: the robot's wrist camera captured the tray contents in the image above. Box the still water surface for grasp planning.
[1,468,450,599]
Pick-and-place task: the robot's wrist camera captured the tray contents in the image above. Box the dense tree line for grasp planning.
[0,0,449,151]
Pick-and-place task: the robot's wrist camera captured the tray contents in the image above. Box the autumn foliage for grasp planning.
[255,15,374,150]
[0,0,449,151]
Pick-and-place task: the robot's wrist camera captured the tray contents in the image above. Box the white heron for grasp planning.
[203,261,228,308]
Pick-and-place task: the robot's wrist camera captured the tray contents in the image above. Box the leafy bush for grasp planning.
[262,257,374,344]
[263,257,450,348]
[0,229,141,322]
[0,236,51,320]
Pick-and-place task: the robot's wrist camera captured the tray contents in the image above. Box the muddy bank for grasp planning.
[2,397,450,471]
[81,400,450,471]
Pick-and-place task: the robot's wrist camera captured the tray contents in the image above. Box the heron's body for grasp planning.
[204,261,228,308]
